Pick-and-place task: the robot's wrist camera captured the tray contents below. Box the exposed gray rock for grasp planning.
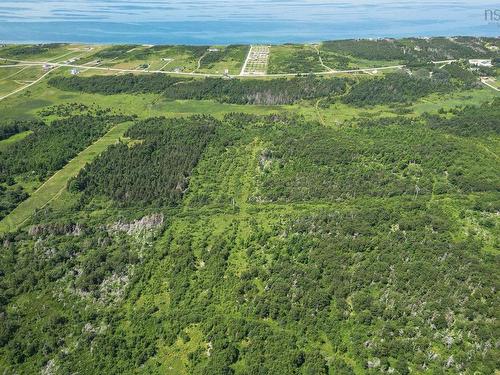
[28,222,84,237]
[108,213,164,235]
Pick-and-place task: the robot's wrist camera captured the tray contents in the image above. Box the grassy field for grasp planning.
[1,62,497,126]
[0,65,47,97]
[94,45,249,75]
[294,86,498,126]
[318,45,404,70]
[0,70,496,128]
[268,44,325,74]
[0,121,133,234]
[0,130,32,151]
[196,45,249,75]
[0,44,100,66]
[265,42,405,73]
[412,87,498,114]
[0,76,292,121]
[95,45,205,73]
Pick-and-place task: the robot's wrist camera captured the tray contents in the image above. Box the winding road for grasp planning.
[0,55,497,102]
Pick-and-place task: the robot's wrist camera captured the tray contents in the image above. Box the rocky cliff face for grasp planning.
[107,213,164,235]
[28,222,84,237]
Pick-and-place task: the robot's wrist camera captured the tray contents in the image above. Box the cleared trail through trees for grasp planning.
[312,44,333,72]
[0,121,133,234]
[193,51,208,73]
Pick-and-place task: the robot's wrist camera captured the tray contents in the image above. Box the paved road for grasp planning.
[0,56,466,79]
[240,45,253,76]
[0,57,223,77]
[0,64,40,68]
[0,55,496,102]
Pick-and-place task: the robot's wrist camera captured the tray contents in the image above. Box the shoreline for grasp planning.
[0,35,498,47]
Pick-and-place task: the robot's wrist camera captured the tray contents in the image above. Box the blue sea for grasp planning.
[0,1,498,45]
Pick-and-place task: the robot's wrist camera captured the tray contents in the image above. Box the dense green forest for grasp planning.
[0,112,131,221]
[342,68,479,106]
[427,98,500,136]
[49,75,348,105]
[0,120,38,141]
[0,114,128,180]
[71,116,217,205]
[161,77,347,104]
[1,43,66,58]
[1,101,499,374]
[0,38,499,375]
[256,116,498,201]
[134,45,208,60]
[93,45,138,59]
[322,39,408,61]
[322,37,497,63]
[48,74,188,95]
[0,185,28,221]
[48,62,486,108]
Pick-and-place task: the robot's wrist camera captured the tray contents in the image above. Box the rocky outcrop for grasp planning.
[28,223,84,237]
[108,213,164,235]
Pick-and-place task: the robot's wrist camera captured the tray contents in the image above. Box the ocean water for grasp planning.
[0,1,498,44]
